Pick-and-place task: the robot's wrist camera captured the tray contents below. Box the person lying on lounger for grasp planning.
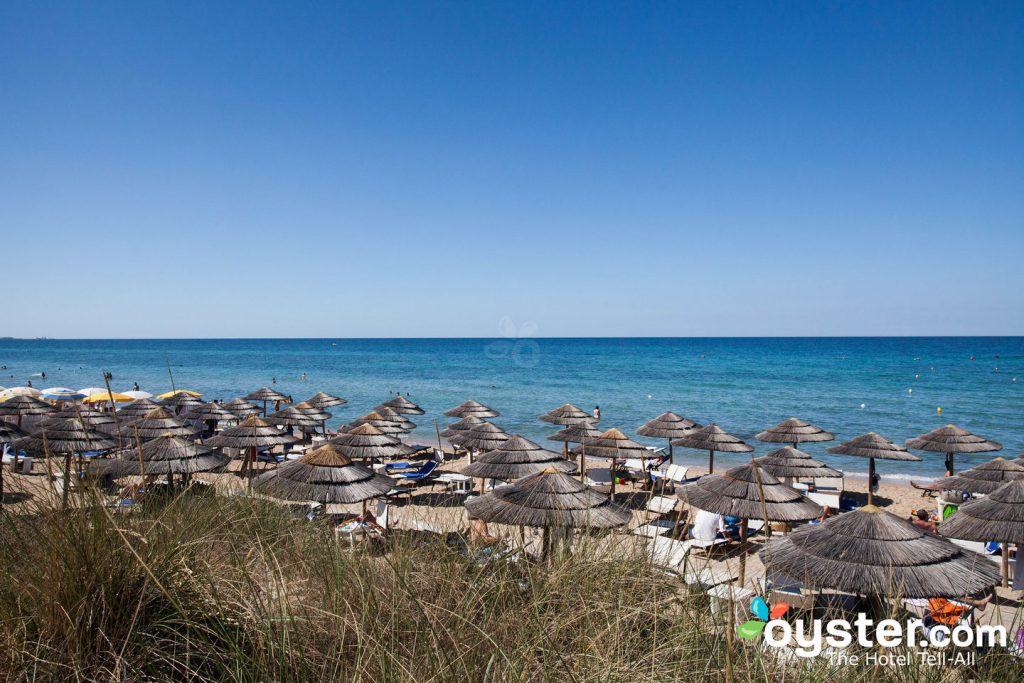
[927,593,992,627]
[911,509,939,533]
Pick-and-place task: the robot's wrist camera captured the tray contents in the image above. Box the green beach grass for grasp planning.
[0,490,1020,682]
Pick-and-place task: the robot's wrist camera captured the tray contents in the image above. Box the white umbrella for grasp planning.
[78,387,108,397]
[0,387,43,402]
[122,390,154,399]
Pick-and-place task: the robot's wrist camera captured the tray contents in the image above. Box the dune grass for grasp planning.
[0,490,1019,681]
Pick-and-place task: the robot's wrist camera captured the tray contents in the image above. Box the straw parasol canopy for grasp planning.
[940,478,1024,588]
[223,398,261,419]
[756,417,835,445]
[548,420,602,444]
[538,403,594,426]
[305,391,348,410]
[380,395,424,415]
[941,479,1024,544]
[159,392,206,412]
[906,424,1002,475]
[267,404,331,429]
[677,462,823,522]
[449,422,509,452]
[827,431,921,505]
[55,408,116,432]
[343,411,406,435]
[328,423,417,461]
[243,387,289,403]
[118,398,163,419]
[184,401,240,425]
[440,415,486,438]
[0,395,53,418]
[122,407,200,440]
[761,505,1002,598]
[568,427,657,497]
[205,416,298,450]
[754,446,843,480]
[16,417,118,453]
[372,406,416,432]
[465,468,630,530]
[0,421,26,443]
[253,443,397,504]
[637,411,701,463]
[444,400,499,419]
[934,457,1024,496]
[103,433,230,476]
[463,435,577,480]
[670,423,753,474]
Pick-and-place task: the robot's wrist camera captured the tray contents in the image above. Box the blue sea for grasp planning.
[1,337,1021,478]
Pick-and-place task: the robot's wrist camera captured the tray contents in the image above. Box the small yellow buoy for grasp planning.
[937,406,942,414]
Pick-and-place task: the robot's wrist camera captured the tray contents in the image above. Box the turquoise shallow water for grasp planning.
[1,337,1021,478]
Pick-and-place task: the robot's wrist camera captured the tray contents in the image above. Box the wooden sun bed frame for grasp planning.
[911,481,942,497]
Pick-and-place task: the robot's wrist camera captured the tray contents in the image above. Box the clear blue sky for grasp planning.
[2,1,1022,338]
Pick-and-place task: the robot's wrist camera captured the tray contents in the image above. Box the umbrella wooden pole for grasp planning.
[738,518,749,585]
[667,440,673,464]
[708,449,715,474]
[867,457,875,506]
[1002,542,1009,588]
[579,442,587,484]
[102,371,122,450]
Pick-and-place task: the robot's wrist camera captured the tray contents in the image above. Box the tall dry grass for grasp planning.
[0,489,1019,681]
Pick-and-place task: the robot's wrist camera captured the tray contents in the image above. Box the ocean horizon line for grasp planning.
[6,334,1024,342]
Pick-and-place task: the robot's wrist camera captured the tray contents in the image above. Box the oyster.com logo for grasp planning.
[736,597,1007,663]
[737,597,789,640]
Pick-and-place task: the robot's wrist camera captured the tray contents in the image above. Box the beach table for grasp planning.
[435,472,471,494]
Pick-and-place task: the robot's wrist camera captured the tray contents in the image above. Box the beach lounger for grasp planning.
[911,480,942,497]
[649,464,690,491]
[390,460,438,484]
[584,468,613,487]
[633,495,686,538]
[648,536,691,574]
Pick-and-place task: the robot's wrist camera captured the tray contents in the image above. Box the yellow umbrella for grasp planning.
[83,391,134,403]
[156,389,203,399]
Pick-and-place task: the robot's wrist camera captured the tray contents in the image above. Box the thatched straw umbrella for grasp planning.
[465,467,630,560]
[906,424,1002,476]
[243,387,290,415]
[253,443,396,506]
[754,446,842,482]
[463,435,577,482]
[637,411,700,464]
[440,415,485,438]
[756,417,834,446]
[223,398,261,419]
[0,422,26,506]
[373,406,416,432]
[444,400,499,419]
[184,402,240,437]
[827,432,920,505]
[569,427,657,498]
[450,422,509,457]
[54,407,116,432]
[306,391,348,410]
[548,420,602,446]
[670,423,753,474]
[15,417,118,507]
[343,411,406,435]
[761,504,1001,599]
[677,462,822,583]
[934,457,1024,496]
[380,395,424,415]
[538,403,593,426]
[940,478,1024,587]
[101,433,230,478]
[159,392,205,416]
[205,416,298,483]
[122,407,200,440]
[118,398,163,420]
[267,404,331,430]
[328,423,416,462]
[0,395,53,427]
